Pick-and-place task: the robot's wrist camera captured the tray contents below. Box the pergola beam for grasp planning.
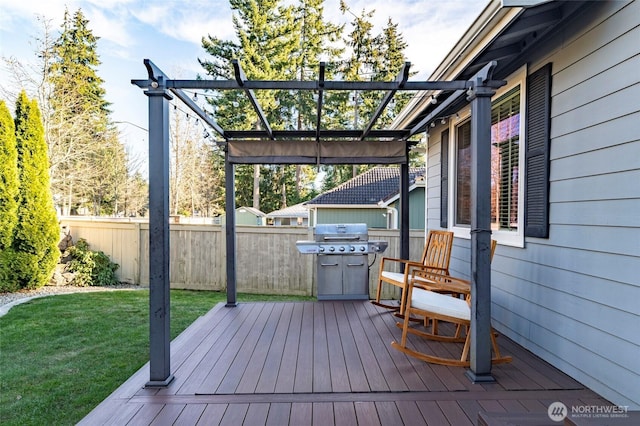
[232,59,274,139]
[169,88,225,138]
[362,61,411,140]
[133,79,475,92]
[223,129,409,140]
[138,59,226,138]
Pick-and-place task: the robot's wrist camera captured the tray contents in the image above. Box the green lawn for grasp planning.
[0,289,313,425]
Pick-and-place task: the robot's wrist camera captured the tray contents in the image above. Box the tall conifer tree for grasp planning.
[12,91,59,289]
[48,8,124,215]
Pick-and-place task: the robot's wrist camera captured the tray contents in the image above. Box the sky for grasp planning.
[0,0,488,171]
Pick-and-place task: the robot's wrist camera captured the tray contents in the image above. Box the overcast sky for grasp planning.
[0,0,488,169]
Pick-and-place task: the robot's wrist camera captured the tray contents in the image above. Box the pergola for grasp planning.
[132,59,505,388]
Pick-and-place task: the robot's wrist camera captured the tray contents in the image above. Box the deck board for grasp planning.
[255,303,294,394]
[325,303,352,392]
[275,303,303,393]
[334,401,358,426]
[173,403,206,425]
[294,303,314,393]
[80,300,614,425]
[265,402,291,426]
[415,400,450,426]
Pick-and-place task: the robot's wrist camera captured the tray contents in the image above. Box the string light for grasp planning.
[430,95,437,105]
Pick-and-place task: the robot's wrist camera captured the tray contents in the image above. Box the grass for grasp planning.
[0,289,313,426]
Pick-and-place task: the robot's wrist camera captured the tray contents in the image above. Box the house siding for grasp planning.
[316,208,388,228]
[390,186,426,230]
[427,1,640,408]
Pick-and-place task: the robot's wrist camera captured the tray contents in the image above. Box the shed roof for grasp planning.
[266,203,309,218]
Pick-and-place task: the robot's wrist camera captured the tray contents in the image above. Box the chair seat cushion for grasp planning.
[381,271,405,284]
[411,289,470,321]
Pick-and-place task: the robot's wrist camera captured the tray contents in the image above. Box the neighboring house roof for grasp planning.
[306,167,425,206]
[236,206,266,217]
[266,203,309,218]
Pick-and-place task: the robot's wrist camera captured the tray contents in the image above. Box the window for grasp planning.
[448,67,527,246]
[454,87,520,231]
[441,65,551,245]
[491,86,520,231]
[455,121,472,226]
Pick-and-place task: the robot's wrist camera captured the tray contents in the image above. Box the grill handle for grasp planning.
[322,236,361,241]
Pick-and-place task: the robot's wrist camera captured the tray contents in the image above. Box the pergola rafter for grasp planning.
[133,58,505,389]
[133,59,496,143]
[361,61,411,140]
[232,59,274,139]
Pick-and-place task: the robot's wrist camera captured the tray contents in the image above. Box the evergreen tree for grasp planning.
[12,91,59,290]
[320,2,413,188]
[200,0,412,201]
[50,8,109,118]
[48,8,125,215]
[201,0,299,211]
[0,101,20,291]
[201,0,339,211]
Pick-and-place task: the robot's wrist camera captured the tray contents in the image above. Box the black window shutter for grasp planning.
[525,63,552,238]
[440,129,449,228]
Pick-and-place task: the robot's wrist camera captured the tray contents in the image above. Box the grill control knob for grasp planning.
[319,247,325,252]
[360,246,366,252]
[339,246,345,252]
[329,246,335,252]
[350,246,355,252]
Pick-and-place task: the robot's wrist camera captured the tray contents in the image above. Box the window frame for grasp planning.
[445,65,527,248]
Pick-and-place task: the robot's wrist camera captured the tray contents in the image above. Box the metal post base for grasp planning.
[465,370,495,384]
[145,374,175,388]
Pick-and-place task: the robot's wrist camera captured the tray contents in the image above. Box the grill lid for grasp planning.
[314,223,368,242]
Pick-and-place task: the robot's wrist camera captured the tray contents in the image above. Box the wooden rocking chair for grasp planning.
[410,239,497,298]
[390,245,511,367]
[372,230,453,315]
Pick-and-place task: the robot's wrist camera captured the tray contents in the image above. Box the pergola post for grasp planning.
[466,78,496,383]
[145,77,174,387]
[225,150,237,307]
[400,148,410,263]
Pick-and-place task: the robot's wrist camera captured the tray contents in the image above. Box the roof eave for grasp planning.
[305,204,388,209]
[393,1,523,129]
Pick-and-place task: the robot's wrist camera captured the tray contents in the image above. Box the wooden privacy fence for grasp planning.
[60,218,426,298]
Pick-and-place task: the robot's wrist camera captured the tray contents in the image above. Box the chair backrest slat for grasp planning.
[420,230,454,274]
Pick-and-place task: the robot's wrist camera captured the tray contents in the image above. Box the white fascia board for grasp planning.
[304,204,385,209]
[502,0,552,6]
[382,183,422,206]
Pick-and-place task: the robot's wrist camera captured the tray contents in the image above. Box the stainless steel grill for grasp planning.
[296,224,388,300]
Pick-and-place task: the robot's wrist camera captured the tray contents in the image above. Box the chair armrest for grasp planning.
[411,269,471,294]
[379,257,425,271]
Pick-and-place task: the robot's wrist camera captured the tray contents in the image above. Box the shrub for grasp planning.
[0,101,19,292]
[66,239,119,286]
[12,92,60,289]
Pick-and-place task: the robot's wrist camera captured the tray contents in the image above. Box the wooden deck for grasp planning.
[79,301,612,425]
